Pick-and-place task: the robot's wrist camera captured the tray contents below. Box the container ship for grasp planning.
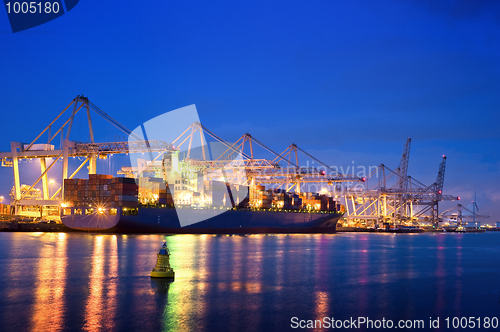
[60,174,345,233]
[0,97,360,232]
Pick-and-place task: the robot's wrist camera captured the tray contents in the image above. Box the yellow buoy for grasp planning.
[151,241,175,279]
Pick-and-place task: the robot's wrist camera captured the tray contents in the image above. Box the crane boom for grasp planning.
[435,155,446,194]
[397,138,411,189]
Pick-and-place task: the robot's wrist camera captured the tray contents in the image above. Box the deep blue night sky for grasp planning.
[0,1,499,220]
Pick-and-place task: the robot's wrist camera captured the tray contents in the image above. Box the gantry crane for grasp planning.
[340,139,459,227]
[163,123,363,189]
[411,155,449,227]
[0,96,173,216]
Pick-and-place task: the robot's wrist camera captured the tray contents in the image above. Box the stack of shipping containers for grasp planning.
[63,175,341,213]
[249,185,265,208]
[0,204,10,214]
[63,174,138,209]
[261,189,272,208]
[138,177,172,205]
[247,185,339,212]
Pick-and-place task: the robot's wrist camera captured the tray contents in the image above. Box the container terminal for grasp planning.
[0,96,491,233]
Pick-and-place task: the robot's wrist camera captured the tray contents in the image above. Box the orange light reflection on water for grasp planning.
[83,236,105,331]
[315,291,329,322]
[103,235,118,331]
[32,233,67,332]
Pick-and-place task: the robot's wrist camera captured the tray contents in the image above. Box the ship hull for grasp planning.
[61,207,342,233]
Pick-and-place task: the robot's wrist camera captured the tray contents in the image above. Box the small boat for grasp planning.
[151,241,175,279]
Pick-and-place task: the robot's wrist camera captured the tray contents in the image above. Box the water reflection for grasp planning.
[314,235,331,324]
[150,278,172,312]
[83,236,105,331]
[314,291,329,324]
[454,236,463,316]
[32,233,67,332]
[105,235,118,330]
[435,235,446,317]
[82,235,119,331]
[0,232,497,332]
[358,235,369,318]
[162,235,198,331]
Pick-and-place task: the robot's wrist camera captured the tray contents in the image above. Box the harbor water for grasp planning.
[0,232,499,331]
